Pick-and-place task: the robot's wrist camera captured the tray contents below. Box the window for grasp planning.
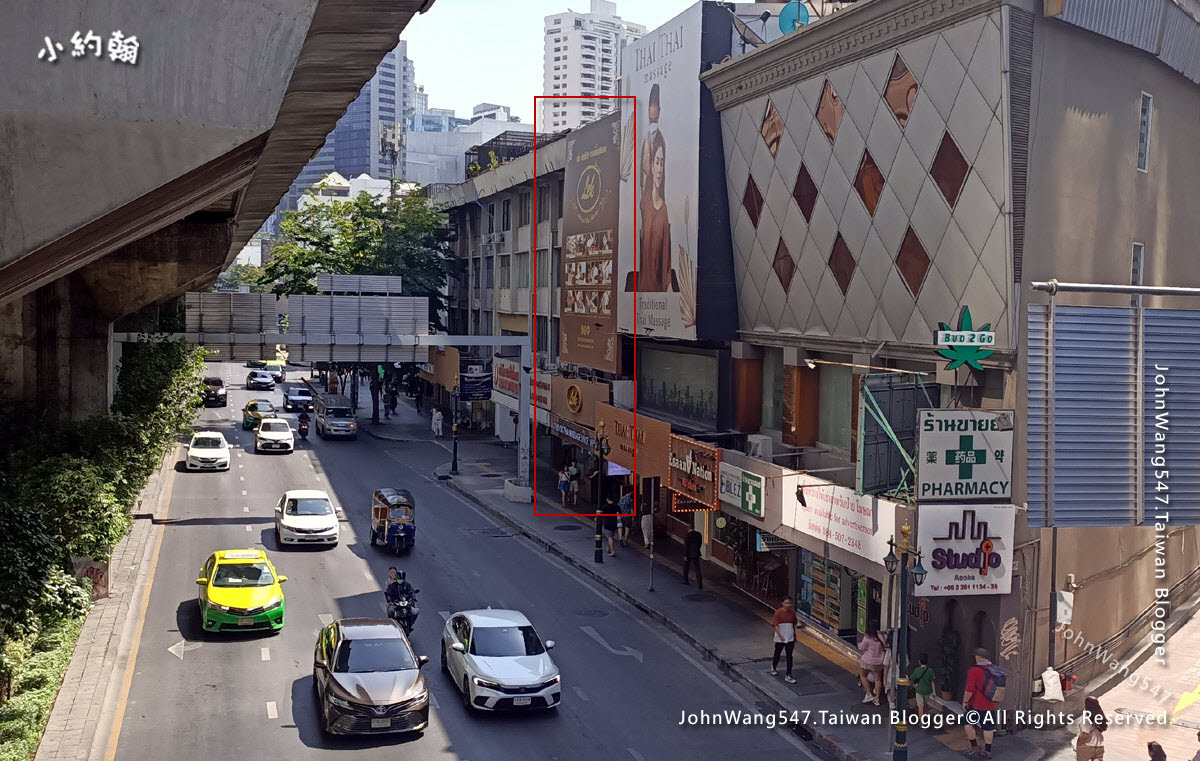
[537,187,551,221]
[499,256,511,288]
[502,199,511,231]
[519,192,531,226]
[514,252,531,288]
[761,348,784,430]
[1132,242,1145,307]
[817,364,853,451]
[554,18,561,24]
[537,249,551,287]
[487,203,495,234]
[1138,92,1153,172]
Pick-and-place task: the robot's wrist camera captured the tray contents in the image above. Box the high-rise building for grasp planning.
[542,0,645,131]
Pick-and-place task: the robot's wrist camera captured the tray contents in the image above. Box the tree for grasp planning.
[257,190,461,330]
[219,262,266,292]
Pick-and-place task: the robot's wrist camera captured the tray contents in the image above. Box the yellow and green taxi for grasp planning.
[242,398,277,429]
[196,549,287,633]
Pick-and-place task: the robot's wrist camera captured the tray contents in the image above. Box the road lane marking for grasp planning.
[242,490,247,496]
[244,507,250,513]
[628,750,647,761]
[240,476,245,481]
[580,626,643,662]
[266,701,278,719]
[261,647,270,661]
[472,570,481,578]
[573,687,590,701]
[319,614,333,626]
[236,452,242,458]
[103,444,179,761]
[429,691,440,710]
[239,464,244,469]
[245,525,253,532]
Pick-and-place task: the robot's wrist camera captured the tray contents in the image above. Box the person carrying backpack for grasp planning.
[962,647,1006,758]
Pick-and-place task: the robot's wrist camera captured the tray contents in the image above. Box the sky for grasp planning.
[401,0,695,124]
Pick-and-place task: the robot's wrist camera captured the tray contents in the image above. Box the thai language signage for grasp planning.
[596,403,671,478]
[784,475,895,564]
[491,358,551,414]
[916,504,1015,596]
[917,409,1014,502]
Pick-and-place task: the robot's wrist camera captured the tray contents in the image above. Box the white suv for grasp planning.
[255,419,295,454]
[274,489,339,547]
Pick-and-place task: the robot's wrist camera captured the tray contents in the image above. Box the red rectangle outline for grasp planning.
[533,95,635,517]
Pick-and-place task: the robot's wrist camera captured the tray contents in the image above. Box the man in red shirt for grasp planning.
[962,648,1000,758]
[770,597,798,684]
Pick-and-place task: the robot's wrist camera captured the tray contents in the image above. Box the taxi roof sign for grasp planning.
[220,550,263,560]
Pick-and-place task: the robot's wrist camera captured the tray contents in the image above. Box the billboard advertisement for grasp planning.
[618,2,703,340]
[917,409,1014,502]
[916,505,1016,596]
[561,112,622,372]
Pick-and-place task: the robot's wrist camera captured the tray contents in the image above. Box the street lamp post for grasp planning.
[450,372,460,476]
[647,481,656,592]
[595,421,610,564]
[884,521,927,761]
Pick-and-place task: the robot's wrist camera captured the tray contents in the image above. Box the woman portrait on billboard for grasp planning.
[633,84,678,294]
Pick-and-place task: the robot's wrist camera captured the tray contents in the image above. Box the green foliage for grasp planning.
[257,191,460,330]
[487,150,500,171]
[466,162,482,177]
[217,263,266,292]
[16,457,125,561]
[0,616,83,761]
[0,499,88,643]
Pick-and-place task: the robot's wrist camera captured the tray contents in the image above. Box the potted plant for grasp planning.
[937,630,961,701]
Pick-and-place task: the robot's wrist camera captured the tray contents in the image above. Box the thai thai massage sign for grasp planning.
[917,409,1014,502]
[669,435,720,510]
[915,504,1015,595]
[784,475,895,563]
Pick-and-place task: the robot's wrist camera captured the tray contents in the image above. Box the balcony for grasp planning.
[496,288,513,313]
[516,288,531,314]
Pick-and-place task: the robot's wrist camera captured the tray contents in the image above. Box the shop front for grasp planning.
[716,452,795,610]
[491,356,552,461]
[548,375,611,499]
[665,435,721,547]
[594,403,671,516]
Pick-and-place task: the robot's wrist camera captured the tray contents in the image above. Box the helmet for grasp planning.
[398,571,406,580]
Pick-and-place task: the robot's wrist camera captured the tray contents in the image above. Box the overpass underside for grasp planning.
[0,0,435,420]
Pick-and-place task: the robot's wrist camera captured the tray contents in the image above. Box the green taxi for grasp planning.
[196,549,287,633]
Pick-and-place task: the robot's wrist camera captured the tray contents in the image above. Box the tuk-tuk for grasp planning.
[369,488,416,555]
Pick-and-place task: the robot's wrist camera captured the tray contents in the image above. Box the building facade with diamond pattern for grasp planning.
[703,0,1200,713]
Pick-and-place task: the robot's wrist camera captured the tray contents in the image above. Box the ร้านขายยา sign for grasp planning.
[917,409,1013,502]
[916,504,1015,595]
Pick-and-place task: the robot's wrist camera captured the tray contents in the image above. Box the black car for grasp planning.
[313,618,430,735]
[202,377,227,407]
[246,371,276,391]
[283,387,314,412]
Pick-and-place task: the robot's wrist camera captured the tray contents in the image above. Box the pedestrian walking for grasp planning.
[431,408,444,439]
[602,496,619,556]
[1192,730,1200,761]
[857,625,885,705]
[1148,741,1167,761]
[415,390,424,414]
[682,527,703,589]
[910,653,936,718]
[617,490,633,547]
[880,630,894,708]
[558,466,571,507]
[1073,695,1107,760]
[962,647,1006,758]
[770,597,797,684]
[567,460,581,508]
[387,388,398,417]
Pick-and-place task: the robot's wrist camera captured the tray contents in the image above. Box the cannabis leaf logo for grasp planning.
[936,306,994,371]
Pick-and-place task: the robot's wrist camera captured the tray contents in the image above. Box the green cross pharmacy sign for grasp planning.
[917,409,1014,502]
[718,462,764,518]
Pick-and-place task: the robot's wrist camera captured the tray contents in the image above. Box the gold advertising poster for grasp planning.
[560,111,621,373]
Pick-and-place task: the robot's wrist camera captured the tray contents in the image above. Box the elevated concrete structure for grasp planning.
[0,0,436,420]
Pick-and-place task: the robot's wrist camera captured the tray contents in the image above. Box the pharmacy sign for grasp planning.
[917,409,1014,502]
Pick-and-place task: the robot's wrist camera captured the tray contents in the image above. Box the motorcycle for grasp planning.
[297,414,310,440]
[386,589,420,634]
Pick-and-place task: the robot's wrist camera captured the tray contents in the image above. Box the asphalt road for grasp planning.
[112,362,828,761]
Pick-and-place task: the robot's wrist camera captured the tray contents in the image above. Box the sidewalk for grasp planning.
[34,447,177,761]
[367,399,1048,761]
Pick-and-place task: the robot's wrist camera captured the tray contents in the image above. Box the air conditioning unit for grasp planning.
[542,361,559,373]
[745,434,774,460]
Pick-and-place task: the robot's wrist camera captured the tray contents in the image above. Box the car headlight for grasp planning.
[264,597,284,612]
[348,422,356,429]
[547,674,561,684]
[328,695,353,709]
[472,677,502,689]
[212,603,230,612]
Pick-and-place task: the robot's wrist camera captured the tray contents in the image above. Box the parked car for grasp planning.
[313,618,429,735]
[246,370,276,391]
[201,377,228,407]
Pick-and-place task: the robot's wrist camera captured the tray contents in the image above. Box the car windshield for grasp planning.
[252,401,274,411]
[289,389,311,398]
[333,638,415,673]
[259,422,289,433]
[211,562,274,587]
[253,373,272,380]
[203,378,223,387]
[192,437,225,449]
[327,408,352,418]
[286,498,332,516]
[470,626,545,657]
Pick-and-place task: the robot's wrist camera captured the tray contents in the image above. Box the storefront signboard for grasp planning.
[669,434,721,510]
[718,461,764,518]
[916,504,1016,596]
[917,409,1014,502]
[491,357,551,414]
[784,475,895,564]
[551,375,610,425]
[595,403,672,478]
[549,415,599,451]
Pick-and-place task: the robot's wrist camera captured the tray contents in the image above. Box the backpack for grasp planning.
[980,664,1007,703]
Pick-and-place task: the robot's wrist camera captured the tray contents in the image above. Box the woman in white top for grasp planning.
[1073,695,1107,760]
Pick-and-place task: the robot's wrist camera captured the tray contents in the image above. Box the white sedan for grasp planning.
[185,432,231,471]
[441,609,561,712]
[255,419,295,454]
[274,489,339,547]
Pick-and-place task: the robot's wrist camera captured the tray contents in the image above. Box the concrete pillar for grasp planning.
[731,342,763,433]
[0,294,36,412]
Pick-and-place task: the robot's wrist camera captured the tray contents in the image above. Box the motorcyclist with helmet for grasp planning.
[384,567,419,632]
[297,411,310,439]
